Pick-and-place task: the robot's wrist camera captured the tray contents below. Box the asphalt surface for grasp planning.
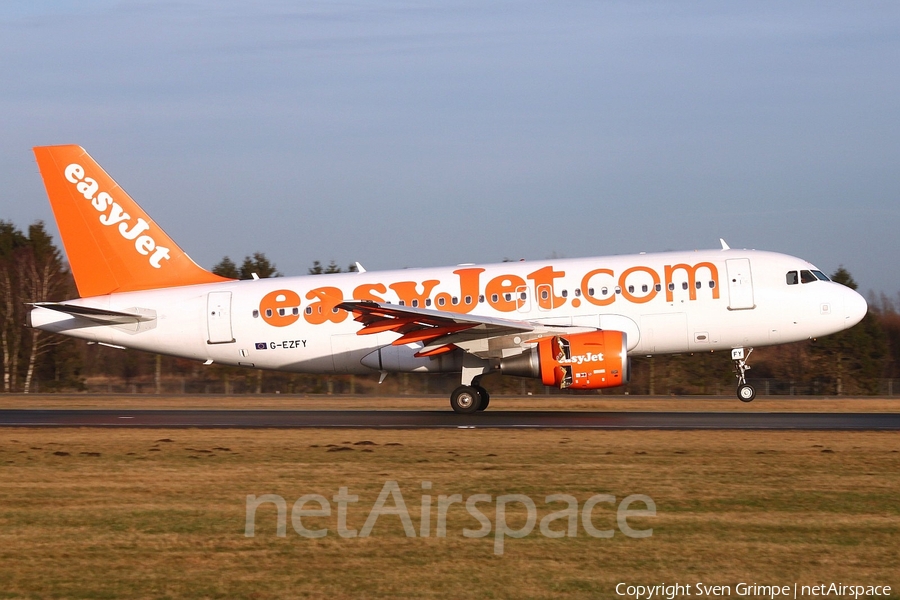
[0,409,898,429]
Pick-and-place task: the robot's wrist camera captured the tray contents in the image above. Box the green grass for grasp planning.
[0,429,898,599]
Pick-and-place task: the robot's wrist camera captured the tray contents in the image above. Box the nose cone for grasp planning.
[842,286,868,330]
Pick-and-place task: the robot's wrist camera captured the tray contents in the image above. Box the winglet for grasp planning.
[33,145,232,297]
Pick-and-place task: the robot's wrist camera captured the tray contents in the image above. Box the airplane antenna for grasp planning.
[719,238,730,250]
[355,262,367,273]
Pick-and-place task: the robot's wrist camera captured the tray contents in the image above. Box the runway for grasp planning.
[1,409,899,429]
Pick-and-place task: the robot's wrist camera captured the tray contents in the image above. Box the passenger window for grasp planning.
[438,298,445,306]
[786,271,799,285]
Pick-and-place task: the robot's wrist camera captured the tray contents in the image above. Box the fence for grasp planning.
[51,376,900,396]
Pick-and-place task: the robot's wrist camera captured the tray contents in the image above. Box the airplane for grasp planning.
[27,145,868,413]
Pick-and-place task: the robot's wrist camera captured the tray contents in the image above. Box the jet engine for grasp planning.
[500,330,629,390]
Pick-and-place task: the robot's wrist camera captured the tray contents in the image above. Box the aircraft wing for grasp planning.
[337,300,537,358]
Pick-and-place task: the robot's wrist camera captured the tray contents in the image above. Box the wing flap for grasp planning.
[337,300,602,360]
[338,300,535,356]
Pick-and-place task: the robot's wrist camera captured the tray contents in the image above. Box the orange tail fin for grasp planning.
[33,145,232,297]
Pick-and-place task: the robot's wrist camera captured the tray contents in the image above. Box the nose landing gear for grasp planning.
[732,347,756,402]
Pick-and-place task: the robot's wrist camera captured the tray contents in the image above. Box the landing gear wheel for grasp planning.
[731,348,755,404]
[737,384,756,403]
[450,385,482,414]
[473,385,490,411]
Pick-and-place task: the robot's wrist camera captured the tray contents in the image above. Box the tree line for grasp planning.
[2,218,899,396]
[1,221,78,393]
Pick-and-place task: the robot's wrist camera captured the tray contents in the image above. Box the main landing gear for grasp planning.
[450,380,491,414]
[732,347,756,402]
[449,357,492,414]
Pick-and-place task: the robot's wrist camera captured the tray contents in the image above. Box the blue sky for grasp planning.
[2,1,898,297]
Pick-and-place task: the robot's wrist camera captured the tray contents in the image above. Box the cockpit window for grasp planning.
[788,269,829,285]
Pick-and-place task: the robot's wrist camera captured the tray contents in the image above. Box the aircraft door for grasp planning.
[536,284,552,312]
[207,291,235,344]
[725,259,755,310]
[515,285,532,314]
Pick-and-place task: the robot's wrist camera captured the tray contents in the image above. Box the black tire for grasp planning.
[474,385,490,411]
[450,385,482,414]
[737,384,756,403]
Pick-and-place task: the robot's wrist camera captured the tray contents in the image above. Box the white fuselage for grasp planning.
[30,248,868,376]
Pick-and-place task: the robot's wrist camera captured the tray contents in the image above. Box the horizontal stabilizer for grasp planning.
[29,302,156,325]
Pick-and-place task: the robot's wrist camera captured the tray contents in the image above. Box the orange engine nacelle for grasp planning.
[500,330,629,390]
